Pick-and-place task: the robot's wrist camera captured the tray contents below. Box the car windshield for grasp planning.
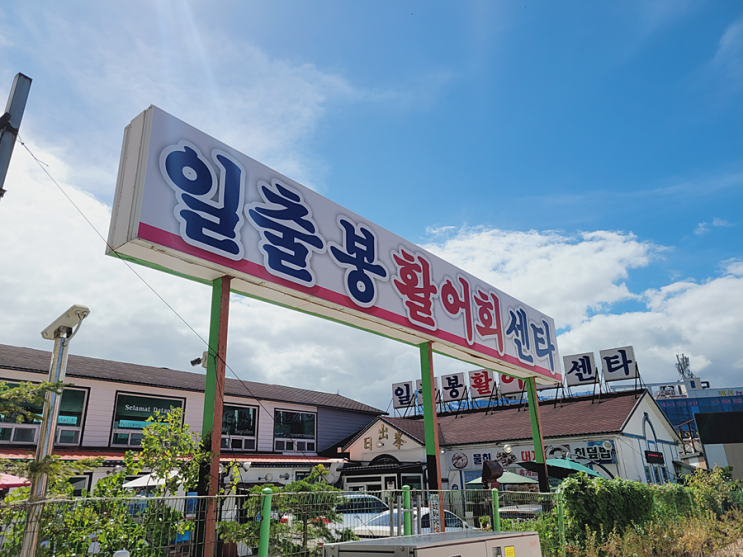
[337,496,388,514]
[420,511,464,529]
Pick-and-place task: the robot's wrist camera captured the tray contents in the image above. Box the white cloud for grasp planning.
[694,217,734,235]
[712,217,733,228]
[422,227,660,329]
[712,15,743,92]
[559,259,743,387]
[0,3,451,203]
[424,226,743,392]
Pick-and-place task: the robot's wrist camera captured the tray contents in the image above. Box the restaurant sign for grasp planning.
[108,106,562,382]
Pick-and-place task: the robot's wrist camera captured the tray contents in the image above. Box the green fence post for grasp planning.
[557,492,566,557]
[491,488,500,532]
[403,485,412,535]
[258,488,273,557]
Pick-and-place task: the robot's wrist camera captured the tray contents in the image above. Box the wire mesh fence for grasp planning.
[0,489,559,557]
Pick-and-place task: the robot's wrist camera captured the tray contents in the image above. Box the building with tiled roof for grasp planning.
[0,343,384,492]
[338,390,681,491]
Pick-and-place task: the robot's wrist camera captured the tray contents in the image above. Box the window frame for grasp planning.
[272,408,317,453]
[220,403,259,452]
[0,380,89,447]
[109,391,186,448]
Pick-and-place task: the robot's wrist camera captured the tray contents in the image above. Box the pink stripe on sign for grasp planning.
[137,223,559,380]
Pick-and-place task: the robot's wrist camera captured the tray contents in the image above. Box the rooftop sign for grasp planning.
[108,106,562,384]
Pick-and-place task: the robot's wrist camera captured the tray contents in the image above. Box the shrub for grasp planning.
[560,473,654,543]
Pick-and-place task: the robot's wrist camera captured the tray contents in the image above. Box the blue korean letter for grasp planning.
[531,319,556,372]
[160,142,245,260]
[506,307,533,363]
[329,216,388,307]
[246,180,325,286]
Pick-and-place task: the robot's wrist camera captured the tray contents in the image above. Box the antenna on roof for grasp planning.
[675,354,694,380]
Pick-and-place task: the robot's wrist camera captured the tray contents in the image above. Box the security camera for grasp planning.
[41,305,90,340]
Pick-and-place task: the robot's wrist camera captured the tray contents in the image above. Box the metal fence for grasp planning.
[0,489,561,557]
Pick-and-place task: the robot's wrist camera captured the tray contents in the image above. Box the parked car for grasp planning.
[334,493,389,531]
[352,507,471,538]
[279,493,389,533]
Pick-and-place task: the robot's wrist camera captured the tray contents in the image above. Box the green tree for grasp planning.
[0,380,64,424]
[0,407,209,556]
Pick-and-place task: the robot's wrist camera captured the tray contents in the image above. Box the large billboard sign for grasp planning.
[108,106,562,383]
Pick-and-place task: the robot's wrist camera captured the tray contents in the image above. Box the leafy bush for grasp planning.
[502,509,562,556]
[561,467,743,555]
[561,473,654,543]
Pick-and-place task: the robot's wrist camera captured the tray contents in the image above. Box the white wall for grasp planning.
[346,419,426,464]
[620,393,680,483]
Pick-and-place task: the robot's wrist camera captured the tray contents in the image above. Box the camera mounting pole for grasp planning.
[21,305,90,557]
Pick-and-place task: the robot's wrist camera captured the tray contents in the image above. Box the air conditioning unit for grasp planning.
[324,531,541,557]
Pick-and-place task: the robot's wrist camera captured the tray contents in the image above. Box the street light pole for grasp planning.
[20,305,90,557]
[0,73,32,201]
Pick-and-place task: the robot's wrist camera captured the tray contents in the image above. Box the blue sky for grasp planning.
[0,1,741,410]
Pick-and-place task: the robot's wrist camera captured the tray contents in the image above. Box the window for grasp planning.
[110,393,183,447]
[274,410,316,452]
[68,476,90,497]
[221,405,257,452]
[0,384,87,446]
[401,475,423,490]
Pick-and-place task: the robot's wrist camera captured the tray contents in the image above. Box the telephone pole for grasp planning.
[0,73,32,201]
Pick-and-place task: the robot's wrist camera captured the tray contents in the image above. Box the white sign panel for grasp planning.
[108,107,563,383]
[599,346,638,382]
[468,369,496,399]
[563,352,598,387]
[416,378,440,406]
[499,374,525,395]
[441,372,466,402]
[392,381,416,409]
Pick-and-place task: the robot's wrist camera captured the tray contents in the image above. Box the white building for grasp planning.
[339,389,681,489]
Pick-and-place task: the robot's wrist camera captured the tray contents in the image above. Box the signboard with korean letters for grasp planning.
[108,106,562,383]
[392,381,416,409]
[499,372,552,395]
[563,352,598,387]
[499,374,525,395]
[441,372,467,402]
[469,369,496,399]
[416,378,440,405]
[599,346,638,382]
[447,440,616,472]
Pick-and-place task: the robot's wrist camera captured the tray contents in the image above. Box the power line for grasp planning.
[18,136,327,472]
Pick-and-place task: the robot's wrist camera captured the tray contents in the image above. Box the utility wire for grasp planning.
[18,136,332,476]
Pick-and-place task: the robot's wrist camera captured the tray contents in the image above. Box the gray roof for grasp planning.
[0,344,384,415]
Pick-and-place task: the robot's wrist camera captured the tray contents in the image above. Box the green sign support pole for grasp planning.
[419,342,445,531]
[420,342,442,489]
[526,376,550,492]
[197,275,231,557]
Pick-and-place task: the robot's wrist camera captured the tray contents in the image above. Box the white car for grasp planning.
[352,507,471,538]
[334,493,389,532]
[279,493,389,533]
